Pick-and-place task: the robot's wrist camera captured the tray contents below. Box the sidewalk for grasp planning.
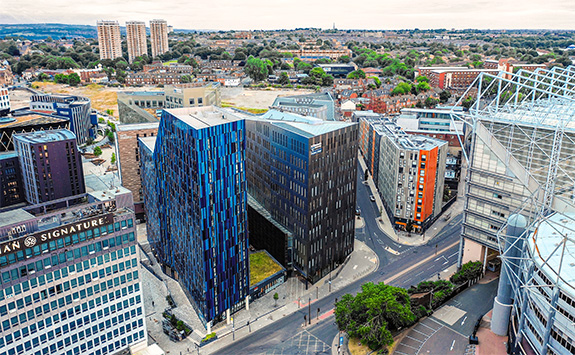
[202,239,379,354]
[358,154,464,247]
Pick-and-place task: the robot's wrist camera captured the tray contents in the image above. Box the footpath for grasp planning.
[358,154,464,248]
[137,222,380,355]
[202,238,379,354]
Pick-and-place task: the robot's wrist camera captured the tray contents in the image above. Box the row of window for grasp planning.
[1,323,143,355]
[1,258,137,316]
[1,244,136,304]
[1,297,142,349]
[1,271,139,333]
[1,231,135,283]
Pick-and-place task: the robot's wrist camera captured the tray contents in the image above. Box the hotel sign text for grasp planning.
[0,214,113,257]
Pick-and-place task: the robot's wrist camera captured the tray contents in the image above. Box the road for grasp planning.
[216,164,463,354]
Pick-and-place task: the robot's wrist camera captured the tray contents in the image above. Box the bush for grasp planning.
[413,305,430,320]
[450,261,483,284]
[93,146,102,157]
[166,295,176,308]
[201,332,217,343]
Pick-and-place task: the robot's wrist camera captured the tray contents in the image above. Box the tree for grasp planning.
[415,75,429,83]
[93,146,102,157]
[244,56,269,82]
[337,55,351,63]
[296,61,313,74]
[405,220,414,233]
[416,81,431,92]
[38,73,50,81]
[424,97,439,108]
[439,90,451,104]
[462,96,475,110]
[111,153,116,164]
[278,72,290,86]
[67,73,81,86]
[369,76,381,88]
[347,69,366,79]
[391,82,412,96]
[273,292,279,307]
[107,131,115,143]
[181,75,192,83]
[335,282,415,350]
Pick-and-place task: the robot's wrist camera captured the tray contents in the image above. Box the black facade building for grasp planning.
[246,110,359,283]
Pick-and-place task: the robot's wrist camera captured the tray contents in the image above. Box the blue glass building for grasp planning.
[139,107,249,326]
[246,110,358,283]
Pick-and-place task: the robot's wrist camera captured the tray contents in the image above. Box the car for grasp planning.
[370,195,376,202]
[355,208,361,216]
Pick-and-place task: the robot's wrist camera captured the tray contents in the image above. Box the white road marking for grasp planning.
[461,316,467,325]
[450,340,455,351]
[448,252,459,258]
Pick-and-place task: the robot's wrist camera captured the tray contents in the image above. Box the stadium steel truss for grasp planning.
[451,65,575,354]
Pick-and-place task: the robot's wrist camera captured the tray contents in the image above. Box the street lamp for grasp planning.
[308,297,311,325]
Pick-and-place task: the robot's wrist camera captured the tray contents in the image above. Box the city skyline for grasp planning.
[1,0,575,30]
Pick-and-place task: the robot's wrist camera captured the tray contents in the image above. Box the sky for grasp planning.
[1,0,575,30]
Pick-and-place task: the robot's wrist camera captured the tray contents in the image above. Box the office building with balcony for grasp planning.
[126,21,148,63]
[245,110,358,283]
[139,107,249,328]
[377,122,447,232]
[0,186,147,355]
[14,130,85,206]
[96,21,122,61]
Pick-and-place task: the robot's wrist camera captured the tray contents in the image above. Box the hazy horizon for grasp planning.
[1,0,575,31]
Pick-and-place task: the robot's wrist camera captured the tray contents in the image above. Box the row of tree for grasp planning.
[335,261,484,351]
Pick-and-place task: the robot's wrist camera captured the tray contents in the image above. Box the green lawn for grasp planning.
[249,251,283,287]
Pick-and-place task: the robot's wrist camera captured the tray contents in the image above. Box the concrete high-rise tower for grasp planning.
[96,20,122,60]
[126,21,148,63]
[150,19,169,59]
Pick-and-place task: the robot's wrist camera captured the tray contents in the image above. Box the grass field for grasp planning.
[348,337,386,355]
[32,82,120,117]
[249,251,283,287]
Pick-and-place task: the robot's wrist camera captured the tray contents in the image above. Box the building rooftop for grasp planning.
[118,91,164,97]
[0,151,18,160]
[382,122,447,151]
[117,122,160,132]
[138,136,157,152]
[529,212,575,298]
[0,209,35,229]
[0,112,68,129]
[258,109,355,138]
[13,129,76,144]
[166,106,243,130]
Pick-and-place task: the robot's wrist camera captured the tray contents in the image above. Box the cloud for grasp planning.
[0,0,574,30]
